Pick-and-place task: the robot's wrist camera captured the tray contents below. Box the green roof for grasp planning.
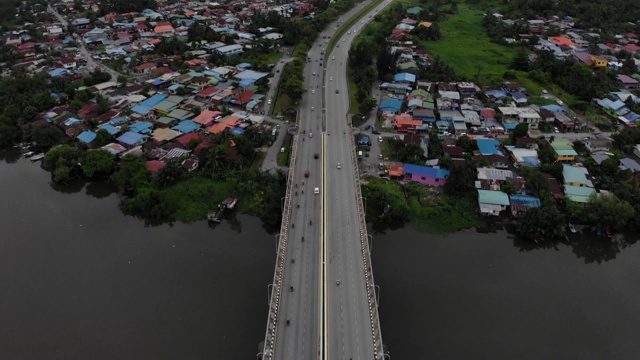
[564,186,595,203]
[156,116,177,125]
[166,108,192,120]
[406,6,423,14]
[562,164,594,187]
[478,190,510,205]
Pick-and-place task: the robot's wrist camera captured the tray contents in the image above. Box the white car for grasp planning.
[311,106,314,111]
[330,77,333,81]
[314,187,320,194]
[312,89,315,94]
[332,56,335,60]
[309,132,313,138]
[267,99,272,105]
[337,163,342,169]
[557,100,564,105]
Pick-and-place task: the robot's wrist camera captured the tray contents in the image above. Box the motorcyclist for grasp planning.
[295,191,298,196]
[292,223,295,228]
[297,203,300,208]
[309,220,312,225]
[301,236,304,242]
[290,285,294,290]
[301,190,304,194]
[286,319,290,326]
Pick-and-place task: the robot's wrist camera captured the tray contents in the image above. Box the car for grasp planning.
[378,154,383,159]
[304,170,310,178]
[314,153,319,159]
[313,71,316,76]
[337,163,342,169]
[276,69,280,73]
[542,89,548,94]
[378,163,384,170]
[280,147,285,153]
[280,59,285,63]
[343,38,346,41]
[554,127,560,133]
[378,135,383,143]
[336,89,339,94]
[311,107,315,111]
[336,44,340,47]
[314,187,320,194]
[330,77,333,81]
[267,99,272,105]
[364,125,371,130]
[309,132,313,138]
[312,90,316,94]
[347,31,351,35]
[332,56,335,60]
[557,100,564,105]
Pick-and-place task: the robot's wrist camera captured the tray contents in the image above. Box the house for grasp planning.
[633,144,640,158]
[584,138,612,153]
[216,44,243,56]
[146,160,166,176]
[477,190,510,216]
[477,167,514,190]
[393,113,423,132]
[135,62,157,74]
[116,131,147,147]
[619,158,640,172]
[193,110,221,127]
[617,74,639,89]
[403,163,449,186]
[551,138,578,161]
[509,194,541,217]
[564,186,596,203]
[60,56,77,69]
[394,72,416,84]
[482,154,510,169]
[563,164,593,188]
[379,98,403,113]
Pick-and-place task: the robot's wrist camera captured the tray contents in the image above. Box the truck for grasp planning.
[358,151,363,160]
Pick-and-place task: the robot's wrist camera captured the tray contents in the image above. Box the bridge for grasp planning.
[260,1,391,359]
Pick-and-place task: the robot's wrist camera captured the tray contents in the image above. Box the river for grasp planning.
[0,150,275,359]
[2,149,640,359]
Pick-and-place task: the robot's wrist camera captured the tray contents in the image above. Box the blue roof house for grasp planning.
[77,131,96,144]
[509,194,541,217]
[116,131,147,147]
[379,98,402,113]
[477,139,503,156]
[394,72,417,84]
[172,120,200,134]
[128,121,153,134]
[403,163,450,186]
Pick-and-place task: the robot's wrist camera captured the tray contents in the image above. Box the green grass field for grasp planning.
[423,3,516,85]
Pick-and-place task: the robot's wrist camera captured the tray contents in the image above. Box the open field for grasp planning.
[423,3,516,85]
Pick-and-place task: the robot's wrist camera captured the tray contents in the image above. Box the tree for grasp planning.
[43,144,82,172]
[157,160,183,188]
[444,162,477,197]
[586,193,635,230]
[512,123,529,141]
[523,169,552,200]
[514,202,566,241]
[113,155,150,194]
[95,129,113,147]
[80,149,115,178]
[30,124,65,149]
[122,187,174,221]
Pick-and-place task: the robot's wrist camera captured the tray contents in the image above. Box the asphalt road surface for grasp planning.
[323,1,393,359]
[270,1,391,358]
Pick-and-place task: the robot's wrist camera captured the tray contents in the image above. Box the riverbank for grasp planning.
[363,177,482,234]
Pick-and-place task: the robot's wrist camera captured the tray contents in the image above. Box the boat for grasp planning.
[207,197,238,224]
[23,151,35,158]
[568,224,577,233]
[30,153,45,162]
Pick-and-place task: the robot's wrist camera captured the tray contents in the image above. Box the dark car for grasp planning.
[314,153,319,159]
[336,89,339,94]
[304,170,310,178]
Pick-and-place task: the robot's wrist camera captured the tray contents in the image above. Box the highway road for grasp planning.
[266,1,392,359]
[323,3,390,359]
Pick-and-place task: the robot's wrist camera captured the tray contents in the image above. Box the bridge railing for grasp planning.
[347,117,384,359]
[261,112,300,360]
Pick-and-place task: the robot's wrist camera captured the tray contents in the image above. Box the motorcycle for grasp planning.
[309,220,312,226]
[297,203,300,208]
